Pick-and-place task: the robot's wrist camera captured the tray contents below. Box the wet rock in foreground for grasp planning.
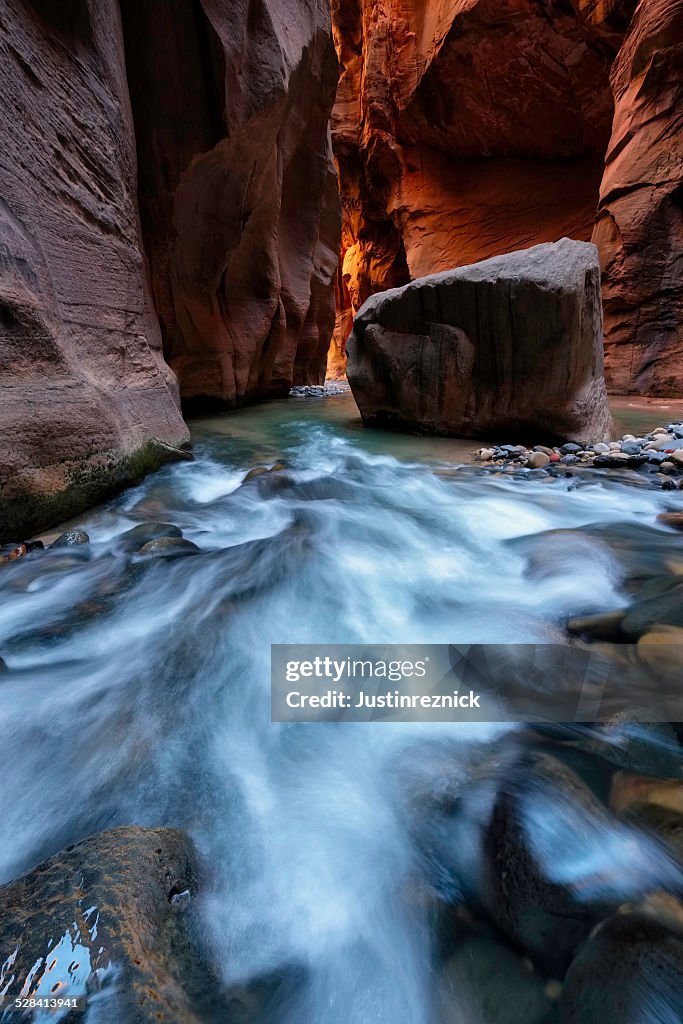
[437,935,557,1024]
[482,754,619,975]
[0,826,223,1023]
[560,914,683,1023]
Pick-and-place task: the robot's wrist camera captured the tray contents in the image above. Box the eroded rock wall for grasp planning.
[331,0,683,396]
[0,0,190,543]
[593,0,683,394]
[121,0,342,407]
[330,0,625,362]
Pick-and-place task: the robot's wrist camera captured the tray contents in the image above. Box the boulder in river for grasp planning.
[0,826,223,1023]
[138,537,200,559]
[347,239,613,445]
[560,913,683,1024]
[50,529,90,549]
[118,522,183,552]
[437,935,556,1024]
[482,753,621,974]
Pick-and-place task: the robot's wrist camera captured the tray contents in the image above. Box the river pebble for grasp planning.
[289,381,351,397]
[474,423,683,485]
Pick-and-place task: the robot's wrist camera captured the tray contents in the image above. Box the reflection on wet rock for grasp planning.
[50,531,90,549]
[137,538,201,559]
[0,827,224,1023]
[117,522,183,552]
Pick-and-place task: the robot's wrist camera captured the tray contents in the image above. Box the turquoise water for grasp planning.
[1,393,682,1022]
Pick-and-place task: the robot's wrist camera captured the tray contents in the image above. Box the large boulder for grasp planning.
[347,239,613,443]
[0,826,221,1023]
[0,0,190,543]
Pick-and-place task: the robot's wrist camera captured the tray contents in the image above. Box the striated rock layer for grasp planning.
[121,0,341,407]
[331,0,682,395]
[0,0,342,542]
[347,239,613,444]
[593,0,683,394]
[0,0,190,543]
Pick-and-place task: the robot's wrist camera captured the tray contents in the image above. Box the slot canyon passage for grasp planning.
[1,0,683,1022]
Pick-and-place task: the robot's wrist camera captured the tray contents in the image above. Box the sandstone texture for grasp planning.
[121,0,341,407]
[0,0,191,544]
[331,0,682,395]
[0,0,342,543]
[347,239,613,443]
[593,0,683,394]
[0,826,221,1023]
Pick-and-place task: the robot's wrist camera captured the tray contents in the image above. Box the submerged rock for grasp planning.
[658,512,683,531]
[347,239,612,444]
[138,537,200,559]
[567,611,625,644]
[118,522,183,551]
[482,754,621,974]
[50,529,90,549]
[0,826,222,1023]
[0,543,27,563]
[560,914,683,1024]
[437,935,556,1024]
[621,582,683,639]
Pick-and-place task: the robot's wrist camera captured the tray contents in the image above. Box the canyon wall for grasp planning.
[0,0,190,542]
[331,0,682,395]
[593,0,683,394]
[120,0,341,408]
[0,0,341,541]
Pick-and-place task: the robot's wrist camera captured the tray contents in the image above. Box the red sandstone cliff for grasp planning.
[0,0,190,541]
[0,0,341,541]
[330,0,681,395]
[593,0,683,394]
[121,0,341,407]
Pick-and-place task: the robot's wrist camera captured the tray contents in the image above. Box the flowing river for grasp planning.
[1,393,683,1022]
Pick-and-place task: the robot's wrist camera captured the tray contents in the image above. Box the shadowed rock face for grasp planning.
[347,239,613,444]
[593,0,683,395]
[0,0,190,544]
[0,0,342,543]
[331,0,682,396]
[0,827,222,1023]
[120,0,341,408]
